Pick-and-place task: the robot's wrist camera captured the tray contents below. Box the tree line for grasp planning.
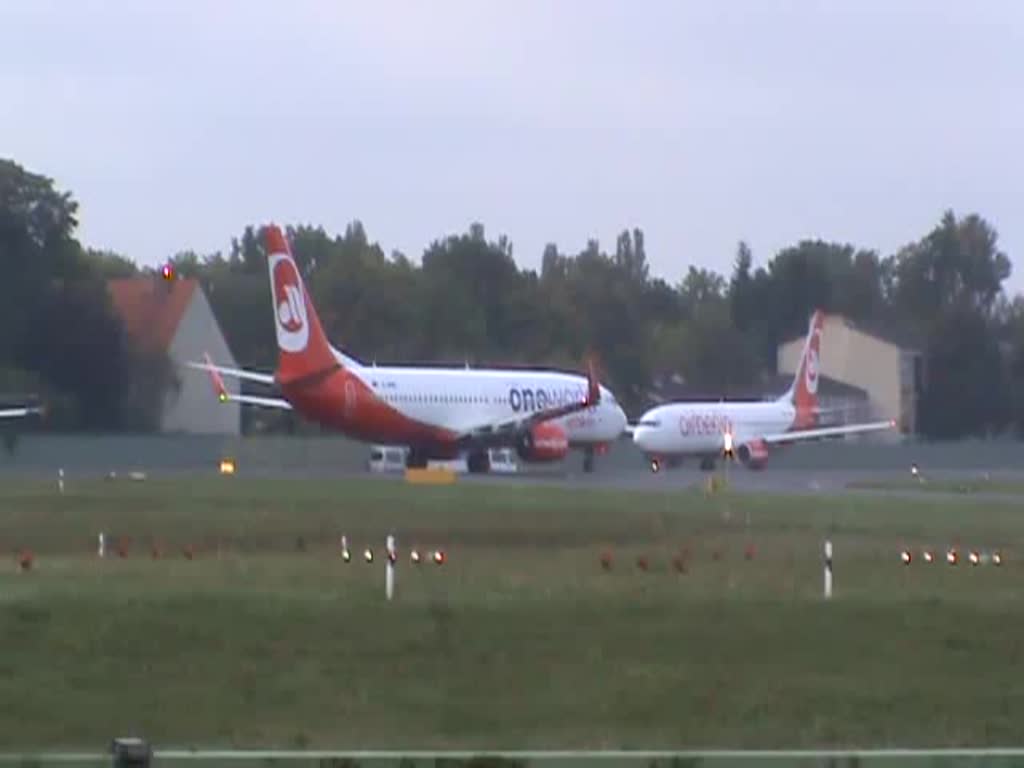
[2,156,1023,439]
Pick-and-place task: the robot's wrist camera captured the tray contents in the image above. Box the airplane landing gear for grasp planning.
[583,447,595,474]
[467,451,490,474]
[405,448,428,469]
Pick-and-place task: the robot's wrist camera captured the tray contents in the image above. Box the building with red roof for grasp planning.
[108,274,240,434]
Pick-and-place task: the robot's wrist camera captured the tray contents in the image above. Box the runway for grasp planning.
[2,433,1023,503]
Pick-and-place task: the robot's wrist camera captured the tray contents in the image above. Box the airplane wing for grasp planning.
[452,359,602,446]
[190,353,292,410]
[184,359,276,386]
[0,406,43,419]
[761,419,896,446]
[217,392,293,409]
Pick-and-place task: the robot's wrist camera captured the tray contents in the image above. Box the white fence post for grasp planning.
[824,539,833,599]
[385,534,396,601]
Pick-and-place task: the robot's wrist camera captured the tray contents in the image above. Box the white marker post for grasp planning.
[98,532,106,559]
[385,534,396,601]
[824,539,833,599]
[58,468,64,495]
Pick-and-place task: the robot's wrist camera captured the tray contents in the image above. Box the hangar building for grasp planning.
[777,314,921,438]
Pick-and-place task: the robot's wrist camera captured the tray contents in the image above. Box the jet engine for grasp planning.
[735,438,769,470]
[516,421,570,463]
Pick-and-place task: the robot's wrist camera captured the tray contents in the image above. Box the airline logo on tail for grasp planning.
[271,254,309,353]
[791,310,824,428]
[805,344,820,396]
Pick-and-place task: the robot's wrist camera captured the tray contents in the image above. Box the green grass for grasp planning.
[1,475,1023,751]
[847,476,1024,495]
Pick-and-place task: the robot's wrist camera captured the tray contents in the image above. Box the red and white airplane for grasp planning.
[188,225,628,473]
[630,310,896,472]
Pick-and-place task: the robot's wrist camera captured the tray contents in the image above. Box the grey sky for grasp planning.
[3,0,1022,292]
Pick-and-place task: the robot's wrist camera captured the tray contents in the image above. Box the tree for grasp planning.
[891,212,1013,438]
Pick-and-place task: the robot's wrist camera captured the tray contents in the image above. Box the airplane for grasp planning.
[630,309,896,472]
[187,224,628,474]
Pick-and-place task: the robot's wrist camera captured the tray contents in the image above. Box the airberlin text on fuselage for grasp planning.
[509,386,585,413]
[679,413,734,436]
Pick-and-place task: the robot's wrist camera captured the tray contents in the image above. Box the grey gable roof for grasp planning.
[780,315,922,353]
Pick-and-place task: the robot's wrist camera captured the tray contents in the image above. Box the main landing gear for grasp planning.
[583,447,595,474]
[405,448,428,469]
[466,451,490,474]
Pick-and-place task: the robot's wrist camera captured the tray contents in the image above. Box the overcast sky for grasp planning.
[3,0,1022,292]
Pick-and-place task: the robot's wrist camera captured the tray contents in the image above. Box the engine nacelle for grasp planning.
[516,422,569,463]
[736,439,769,470]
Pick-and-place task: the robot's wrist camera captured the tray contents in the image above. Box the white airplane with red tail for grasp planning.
[630,310,896,472]
[188,225,627,474]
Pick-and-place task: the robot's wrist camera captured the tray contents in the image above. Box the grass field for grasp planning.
[847,476,1024,496]
[1,474,1023,751]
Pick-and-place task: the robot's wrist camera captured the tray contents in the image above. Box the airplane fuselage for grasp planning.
[631,400,794,457]
[280,362,626,454]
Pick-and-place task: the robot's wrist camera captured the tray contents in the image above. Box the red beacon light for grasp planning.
[900,550,912,566]
[161,263,175,281]
[432,549,446,565]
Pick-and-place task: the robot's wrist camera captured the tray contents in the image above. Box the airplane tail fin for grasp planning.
[781,309,824,428]
[585,355,601,406]
[265,225,339,385]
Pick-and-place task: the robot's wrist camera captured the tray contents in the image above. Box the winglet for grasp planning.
[585,356,601,406]
[203,353,230,404]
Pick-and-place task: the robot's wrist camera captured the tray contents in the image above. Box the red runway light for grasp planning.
[969,551,981,566]
[993,551,1003,566]
[946,549,958,565]
[900,550,912,565]
[923,551,934,563]
[432,549,446,565]
[410,549,421,564]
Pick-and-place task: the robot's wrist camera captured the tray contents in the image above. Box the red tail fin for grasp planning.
[585,356,601,406]
[265,225,338,384]
[791,309,824,428]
